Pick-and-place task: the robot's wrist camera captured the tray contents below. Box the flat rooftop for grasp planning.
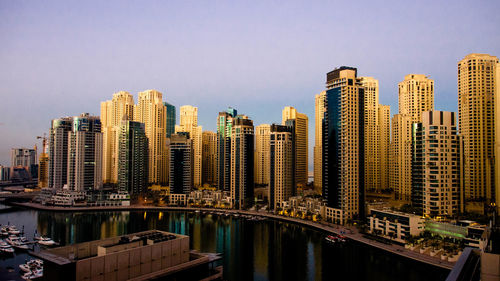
[31,230,187,265]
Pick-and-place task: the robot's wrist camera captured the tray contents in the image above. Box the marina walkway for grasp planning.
[11,202,455,270]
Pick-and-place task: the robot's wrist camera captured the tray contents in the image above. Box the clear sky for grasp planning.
[1,0,499,170]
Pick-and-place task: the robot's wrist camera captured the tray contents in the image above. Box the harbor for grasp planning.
[0,204,452,281]
[0,221,58,280]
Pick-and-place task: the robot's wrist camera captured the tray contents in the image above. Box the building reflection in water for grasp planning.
[34,210,449,281]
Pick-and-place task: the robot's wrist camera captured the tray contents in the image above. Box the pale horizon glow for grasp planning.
[1,0,500,170]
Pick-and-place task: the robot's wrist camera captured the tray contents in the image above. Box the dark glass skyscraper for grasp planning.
[230,115,254,209]
[169,133,192,194]
[164,102,176,138]
[118,120,148,195]
[322,67,365,220]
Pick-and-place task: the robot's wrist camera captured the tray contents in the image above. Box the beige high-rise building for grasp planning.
[412,111,461,217]
[269,124,294,210]
[358,77,391,193]
[458,53,499,213]
[101,91,135,184]
[255,124,271,186]
[314,91,326,194]
[390,114,413,201]
[175,105,202,187]
[390,74,434,202]
[359,77,381,192]
[202,131,217,186]
[378,105,391,190]
[134,90,167,184]
[399,74,434,123]
[496,62,500,214]
[282,106,308,188]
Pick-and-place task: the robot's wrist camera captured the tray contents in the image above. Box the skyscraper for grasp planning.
[164,102,176,138]
[390,114,412,201]
[255,124,271,187]
[169,133,192,194]
[391,74,434,202]
[202,131,217,186]
[67,113,103,192]
[175,105,202,187]
[118,120,148,195]
[496,61,500,215]
[269,124,293,210]
[282,106,308,188]
[322,67,365,220]
[230,115,254,209]
[217,107,237,191]
[48,117,73,189]
[134,90,167,184]
[314,91,326,194]
[359,77,381,192]
[101,91,135,185]
[458,53,499,213]
[399,74,434,123]
[378,105,391,190]
[412,111,461,217]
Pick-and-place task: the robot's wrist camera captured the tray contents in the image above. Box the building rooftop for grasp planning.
[31,230,187,265]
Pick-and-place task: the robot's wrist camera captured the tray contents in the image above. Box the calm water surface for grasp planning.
[0,205,449,281]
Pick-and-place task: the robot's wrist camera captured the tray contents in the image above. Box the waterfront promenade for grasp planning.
[12,202,454,270]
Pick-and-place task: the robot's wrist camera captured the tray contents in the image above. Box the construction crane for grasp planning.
[36,133,49,188]
[36,133,48,154]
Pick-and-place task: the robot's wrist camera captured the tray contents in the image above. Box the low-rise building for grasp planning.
[322,206,346,225]
[187,190,232,208]
[168,193,187,206]
[369,209,425,243]
[31,230,223,281]
[424,220,486,248]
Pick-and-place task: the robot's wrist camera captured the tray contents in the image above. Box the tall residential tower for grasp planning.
[282,107,308,188]
[322,67,365,220]
[101,91,134,184]
[134,90,167,184]
[217,107,237,191]
[314,91,326,194]
[391,74,434,201]
[176,105,202,187]
[255,124,271,187]
[458,53,499,213]
[230,115,254,209]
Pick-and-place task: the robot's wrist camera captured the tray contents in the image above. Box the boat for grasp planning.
[0,240,14,254]
[325,235,338,243]
[337,235,347,242]
[37,237,56,246]
[0,226,9,236]
[19,259,44,273]
[6,236,30,250]
[21,269,43,280]
[7,226,21,235]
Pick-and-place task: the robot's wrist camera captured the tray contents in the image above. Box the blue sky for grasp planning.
[1,0,499,170]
